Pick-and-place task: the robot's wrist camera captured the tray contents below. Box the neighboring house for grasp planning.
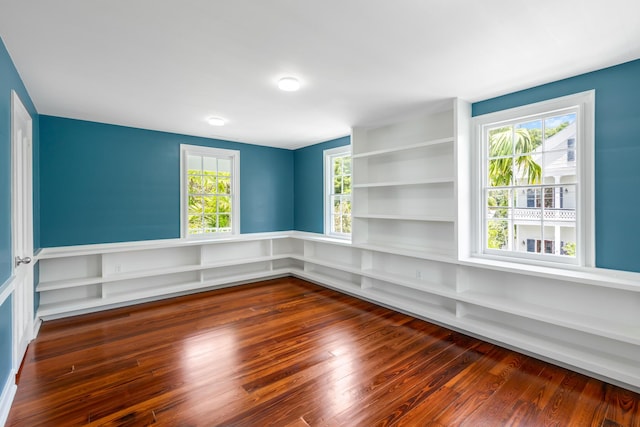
[513,122,577,255]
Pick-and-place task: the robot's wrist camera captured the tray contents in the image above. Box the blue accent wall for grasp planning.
[294,136,350,233]
[473,58,640,273]
[40,116,294,247]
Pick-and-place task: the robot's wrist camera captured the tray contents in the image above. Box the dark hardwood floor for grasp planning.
[7,277,640,426]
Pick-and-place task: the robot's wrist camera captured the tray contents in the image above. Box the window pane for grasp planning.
[202,196,216,213]
[487,189,511,208]
[218,178,231,194]
[342,199,351,215]
[218,158,231,174]
[203,214,217,229]
[188,175,203,194]
[543,151,576,180]
[487,207,511,220]
[343,175,351,194]
[558,224,577,257]
[333,214,341,233]
[488,158,513,187]
[188,215,203,233]
[333,157,343,175]
[202,175,216,194]
[218,214,230,229]
[332,197,341,214]
[187,155,202,174]
[514,153,542,186]
[515,187,542,212]
[560,185,576,210]
[516,120,542,154]
[544,113,576,151]
[203,156,217,174]
[488,126,512,158]
[341,215,351,233]
[188,196,202,214]
[343,157,352,174]
[487,220,509,250]
[514,223,542,253]
[334,176,343,194]
[218,196,231,213]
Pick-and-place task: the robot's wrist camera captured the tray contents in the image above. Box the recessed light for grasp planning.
[278,77,300,92]
[207,117,225,126]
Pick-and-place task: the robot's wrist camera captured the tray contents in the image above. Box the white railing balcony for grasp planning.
[513,208,576,221]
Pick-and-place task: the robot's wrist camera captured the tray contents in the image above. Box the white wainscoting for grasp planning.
[0,276,16,427]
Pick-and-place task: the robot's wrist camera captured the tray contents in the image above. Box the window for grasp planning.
[180,145,240,237]
[473,91,594,266]
[324,146,352,238]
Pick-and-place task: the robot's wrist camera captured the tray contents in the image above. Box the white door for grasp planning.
[11,90,34,372]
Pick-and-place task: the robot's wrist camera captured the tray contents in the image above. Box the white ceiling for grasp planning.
[1,1,639,149]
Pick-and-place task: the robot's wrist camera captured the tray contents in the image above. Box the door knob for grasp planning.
[15,256,32,267]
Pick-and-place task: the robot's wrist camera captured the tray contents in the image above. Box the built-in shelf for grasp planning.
[33,231,640,392]
[460,314,640,388]
[352,101,460,262]
[37,276,103,292]
[353,242,456,263]
[352,178,454,188]
[351,137,454,159]
[360,269,456,299]
[458,291,640,346]
[352,214,455,222]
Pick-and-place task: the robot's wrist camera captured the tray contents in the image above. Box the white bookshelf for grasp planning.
[34,231,640,392]
[351,101,462,261]
[36,233,292,318]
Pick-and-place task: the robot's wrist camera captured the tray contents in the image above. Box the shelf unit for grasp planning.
[36,234,293,318]
[290,233,640,393]
[351,101,464,261]
[34,231,640,392]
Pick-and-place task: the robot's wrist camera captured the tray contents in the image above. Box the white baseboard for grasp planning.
[0,370,16,427]
[32,318,42,340]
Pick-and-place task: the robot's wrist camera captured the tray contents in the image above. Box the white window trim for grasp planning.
[180,144,240,239]
[471,90,595,268]
[324,145,352,239]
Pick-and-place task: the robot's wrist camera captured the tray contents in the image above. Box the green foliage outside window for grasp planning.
[187,161,233,234]
[331,155,352,234]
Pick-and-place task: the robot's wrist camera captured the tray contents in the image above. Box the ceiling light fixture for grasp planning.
[207,116,225,126]
[278,77,300,92]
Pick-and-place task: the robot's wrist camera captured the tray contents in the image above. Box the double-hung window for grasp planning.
[181,144,240,237]
[473,91,594,266]
[324,146,352,238]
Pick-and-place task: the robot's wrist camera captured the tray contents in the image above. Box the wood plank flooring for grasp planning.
[7,277,640,426]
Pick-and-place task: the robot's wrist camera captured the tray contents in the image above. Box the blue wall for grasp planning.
[294,136,350,233]
[473,59,640,273]
[40,116,294,247]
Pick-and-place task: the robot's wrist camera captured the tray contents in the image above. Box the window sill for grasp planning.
[459,255,640,292]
